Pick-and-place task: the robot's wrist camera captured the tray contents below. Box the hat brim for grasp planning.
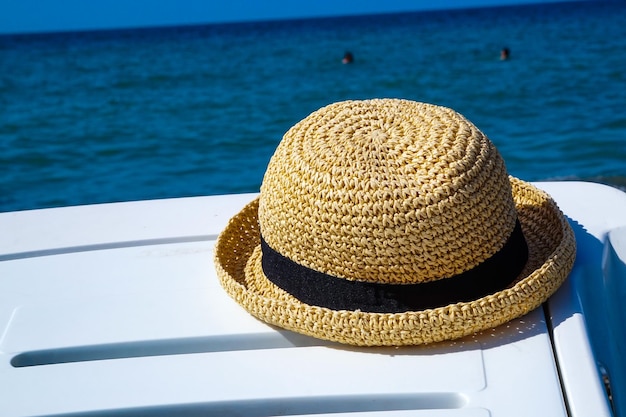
[214,177,576,346]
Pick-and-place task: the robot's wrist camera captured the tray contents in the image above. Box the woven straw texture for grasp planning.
[214,99,576,346]
[260,99,515,283]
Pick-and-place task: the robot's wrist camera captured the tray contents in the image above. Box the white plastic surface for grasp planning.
[602,226,626,417]
[0,182,622,417]
[540,182,626,417]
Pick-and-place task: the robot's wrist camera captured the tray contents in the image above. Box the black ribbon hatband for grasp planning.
[260,220,528,313]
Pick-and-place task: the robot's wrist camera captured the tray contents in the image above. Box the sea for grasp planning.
[1,0,625,213]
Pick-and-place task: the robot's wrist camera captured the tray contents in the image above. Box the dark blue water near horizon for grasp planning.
[1,1,625,212]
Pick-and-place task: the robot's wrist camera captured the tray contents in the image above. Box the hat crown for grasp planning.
[259,99,517,284]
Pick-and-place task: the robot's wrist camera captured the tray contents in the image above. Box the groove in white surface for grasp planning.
[11,333,325,367]
[0,235,216,261]
[39,393,468,417]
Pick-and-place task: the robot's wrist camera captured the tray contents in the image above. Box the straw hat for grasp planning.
[215,99,576,346]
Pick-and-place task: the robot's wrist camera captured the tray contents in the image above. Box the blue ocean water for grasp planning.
[1,1,625,212]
